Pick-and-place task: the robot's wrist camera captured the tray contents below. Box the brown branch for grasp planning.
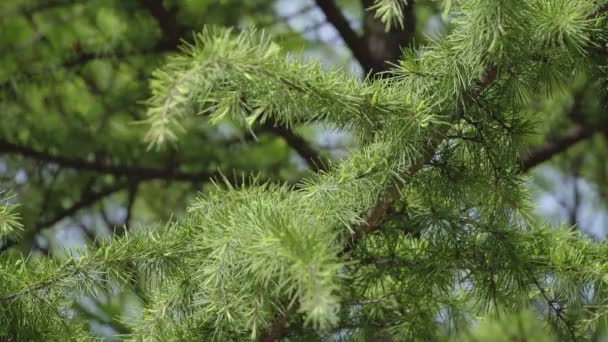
[124,181,139,228]
[137,0,182,49]
[262,123,328,172]
[0,138,216,183]
[361,0,416,73]
[259,306,297,342]
[314,0,373,70]
[0,182,128,253]
[37,183,129,229]
[521,124,597,172]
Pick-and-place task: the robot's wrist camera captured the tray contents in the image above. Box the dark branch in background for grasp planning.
[521,124,597,172]
[314,0,372,68]
[0,138,216,182]
[37,183,129,230]
[0,183,127,253]
[262,123,328,172]
[361,0,416,74]
[124,182,139,229]
[137,0,182,48]
[568,156,583,228]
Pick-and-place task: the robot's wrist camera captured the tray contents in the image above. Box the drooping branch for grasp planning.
[138,0,327,173]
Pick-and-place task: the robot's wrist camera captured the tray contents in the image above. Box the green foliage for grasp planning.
[0,191,22,244]
[458,310,556,341]
[369,0,408,30]
[144,28,421,149]
[1,0,608,341]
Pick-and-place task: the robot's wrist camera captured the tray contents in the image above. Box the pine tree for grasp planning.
[1,0,608,341]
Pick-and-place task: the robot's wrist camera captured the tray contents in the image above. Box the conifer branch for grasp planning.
[357,65,498,241]
[259,1,608,336]
[5,1,608,339]
[0,183,127,253]
[262,122,328,172]
[139,0,327,171]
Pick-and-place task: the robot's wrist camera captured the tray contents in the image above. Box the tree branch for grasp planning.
[262,123,328,172]
[137,0,182,49]
[314,0,373,70]
[37,183,129,230]
[0,138,216,183]
[139,0,327,173]
[361,0,416,73]
[521,124,596,172]
[124,181,139,228]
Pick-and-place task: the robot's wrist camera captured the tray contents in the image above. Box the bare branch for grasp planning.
[314,0,373,70]
[137,0,182,49]
[521,124,596,172]
[262,123,328,172]
[0,138,217,183]
[361,0,416,73]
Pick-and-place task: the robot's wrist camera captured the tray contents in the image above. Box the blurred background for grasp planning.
[0,0,606,338]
